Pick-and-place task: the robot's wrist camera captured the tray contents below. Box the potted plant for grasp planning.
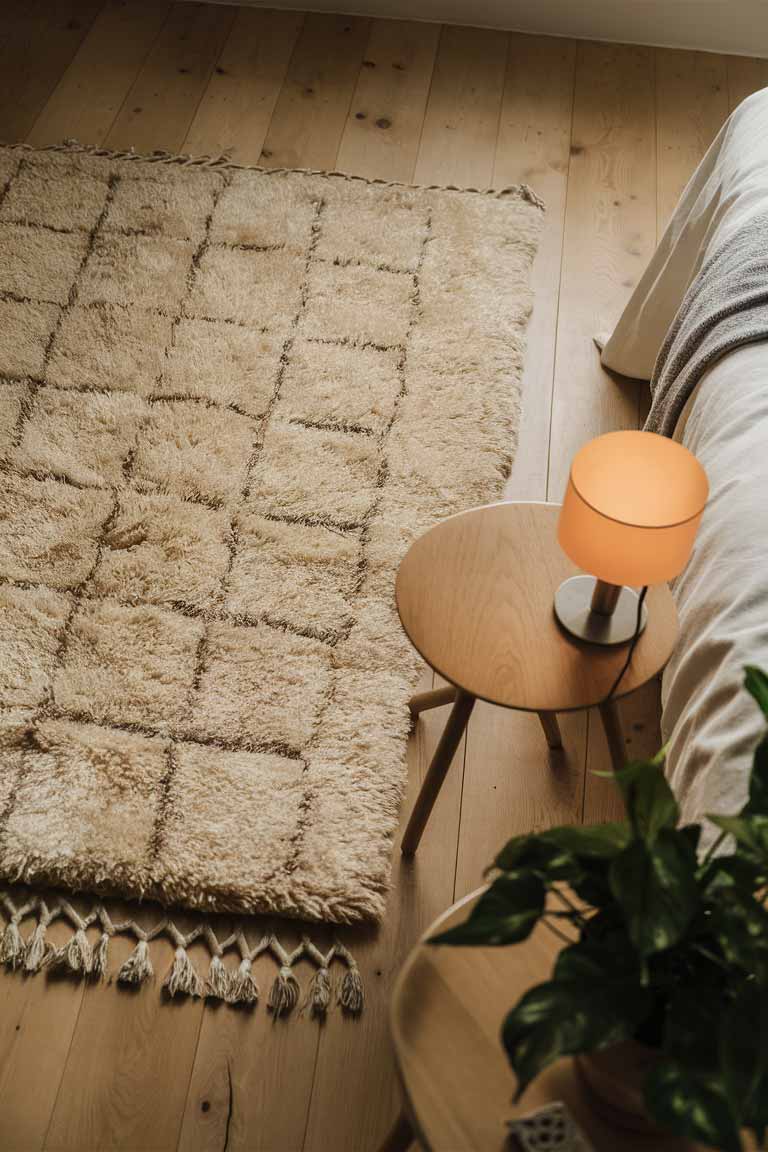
[431,667,768,1152]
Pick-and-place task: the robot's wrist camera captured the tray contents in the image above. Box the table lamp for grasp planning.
[554,430,708,646]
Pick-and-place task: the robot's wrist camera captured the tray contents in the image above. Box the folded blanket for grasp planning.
[646,211,768,436]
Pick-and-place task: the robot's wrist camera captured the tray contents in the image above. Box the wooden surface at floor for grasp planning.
[1,4,766,1149]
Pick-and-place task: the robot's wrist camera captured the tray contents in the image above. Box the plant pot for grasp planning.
[575,1041,664,1136]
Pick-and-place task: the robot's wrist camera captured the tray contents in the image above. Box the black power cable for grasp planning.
[601,585,649,703]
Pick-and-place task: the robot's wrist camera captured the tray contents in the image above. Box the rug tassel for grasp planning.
[0,920,24,969]
[118,938,153,985]
[339,965,364,1015]
[268,964,300,1017]
[24,921,49,973]
[229,957,259,1006]
[164,945,203,999]
[307,967,331,1017]
[91,931,110,979]
[51,927,93,976]
[204,954,232,1001]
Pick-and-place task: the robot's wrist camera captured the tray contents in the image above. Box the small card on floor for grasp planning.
[508,1102,595,1151]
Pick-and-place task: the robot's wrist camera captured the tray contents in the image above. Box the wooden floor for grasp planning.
[1,3,767,1149]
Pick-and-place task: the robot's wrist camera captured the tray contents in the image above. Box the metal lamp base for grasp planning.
[554,576,647,647]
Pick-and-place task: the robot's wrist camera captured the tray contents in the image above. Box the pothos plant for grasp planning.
[431,667,768,1152]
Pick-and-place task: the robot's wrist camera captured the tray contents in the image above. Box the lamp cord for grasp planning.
[602,585,649,703]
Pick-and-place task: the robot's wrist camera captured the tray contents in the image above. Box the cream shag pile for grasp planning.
[0,146,541,939]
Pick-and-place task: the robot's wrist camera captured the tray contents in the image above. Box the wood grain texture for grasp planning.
[396,503,677,712]
[259,13,371,170]
[547,41,656,501]
[44,914,205,1152]
[656,49,729,231]
[726,55,768,113]
[496,33,576,503]
[27,0,171,147]
[392,893,697,1151]
[413,24,508,188]
[177,925,321,1152]
[183,7,303,162]
[454,703,587,898]
[0,916,87,1152]
[105,1,235,152]
[336,18,440,182]
[0,5,742,1145]
[0,0,103,142]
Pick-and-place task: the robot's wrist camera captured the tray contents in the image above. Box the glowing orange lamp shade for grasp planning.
[554,431,708,646]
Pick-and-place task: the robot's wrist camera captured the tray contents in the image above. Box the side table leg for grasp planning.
[408,684,458,717]
[537,711,563,750]
[401,690,476,856]
[599,698,627,773]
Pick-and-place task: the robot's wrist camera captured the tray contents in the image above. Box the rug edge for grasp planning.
[0,138,547,210]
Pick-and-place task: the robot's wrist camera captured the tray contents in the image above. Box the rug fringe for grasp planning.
[0,892,363,1016]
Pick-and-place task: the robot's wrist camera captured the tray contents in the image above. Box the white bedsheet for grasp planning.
[597,87,768,836]
[665,344,768,833]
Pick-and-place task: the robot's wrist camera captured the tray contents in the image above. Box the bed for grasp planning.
[598,86,768,835]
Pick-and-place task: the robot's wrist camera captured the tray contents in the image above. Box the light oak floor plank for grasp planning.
[455,706,587,898]
[178,944,321,1152]
[413,24,508,189]
[726,54,768,112]
[27,0,171,147]
[336,18,440,183]
[656,49,729,232]
[183,7,304,163]
[0,915,88,1152]
[105,1,236,153]
[259,13,372,171]
[44,911,206,1152]
[0,0,104,142]
[495,33,576,502]
[547,40,656,502]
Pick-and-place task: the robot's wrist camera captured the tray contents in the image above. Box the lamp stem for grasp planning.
[590,579,622,617]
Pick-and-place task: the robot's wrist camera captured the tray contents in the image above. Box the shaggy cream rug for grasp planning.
[0,144,541,998]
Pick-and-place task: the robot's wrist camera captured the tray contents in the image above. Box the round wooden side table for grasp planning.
[395,501,677,854]
[385,889,698,1152]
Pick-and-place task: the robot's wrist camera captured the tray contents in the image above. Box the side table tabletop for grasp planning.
[395,501,677,854]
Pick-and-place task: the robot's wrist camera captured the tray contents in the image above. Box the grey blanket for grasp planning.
[645,213,768,436]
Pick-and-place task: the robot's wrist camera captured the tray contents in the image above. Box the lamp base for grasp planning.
[554,576,647,646]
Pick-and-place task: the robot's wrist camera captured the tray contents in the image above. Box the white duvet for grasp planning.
[598,88,768,834]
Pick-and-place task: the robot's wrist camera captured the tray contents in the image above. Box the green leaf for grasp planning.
[744,737,768,816]
[709,814,768,867]
[502,973,652,1099]
[541,823,631,857]
[708,888,768,979]
[429,872,545,947]
[493,823,629,877]
[722,981,768,1142]
[609,830,699,956]
[644,1061,742,1152]
[555,929,640,983]
[614,759,679,843]
[745,665,768,719]
[699,851,761,894]
[493,833,577,880]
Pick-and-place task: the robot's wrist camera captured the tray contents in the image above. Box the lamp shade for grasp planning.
[558,431,708,587]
